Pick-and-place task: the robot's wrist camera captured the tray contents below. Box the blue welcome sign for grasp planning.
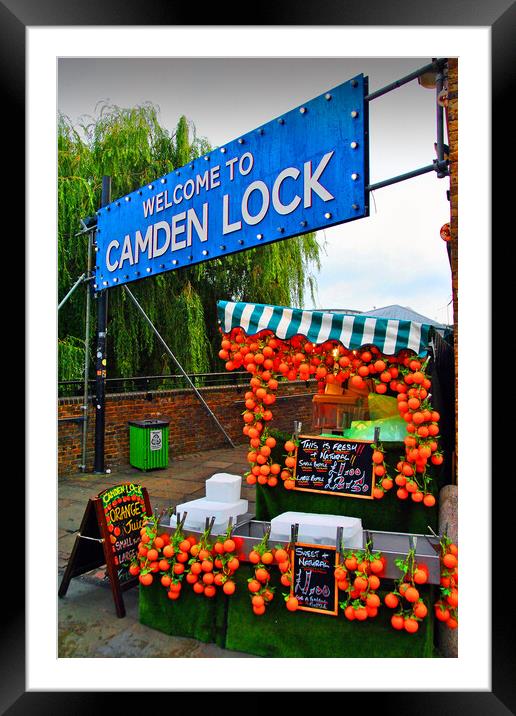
[94,74,369,291]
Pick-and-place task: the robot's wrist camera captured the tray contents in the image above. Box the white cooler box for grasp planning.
[205,473,242,503]
[270,511,363,549]
[173,497,248,533]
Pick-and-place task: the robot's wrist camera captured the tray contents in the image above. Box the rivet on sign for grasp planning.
[256,234,263,239]
[190,164,194,170]
[187,255,193,260]
[351,111,359,119]
[351,79,358,88]
[124,275,129,279]
[96,211,101,215]
[324,212,332,219]
[159,264,165,269]
[146,267,151,272]
[277,227,284,233]
[351,173,359,181]
[299,220,307,227]
[106,207,110,212]
[238,239,244,245]
[161,178,166,184]
[202,250,209,256]
[278,118,285,125]
[93,284,97,289]
[176,171,181,176]
[220,245,226,250]
[300,107,307,114]
[103,281,108,286]
[352,204,359,210]
[116,201,120,206]
[325,93,332,101]
[94,246,99,252]
[113,277,118,283]
[148,184,154,190]
[220,147,226,153]
[350,141,358,149]
[172,260,178,265]
[138,190,142,195]
[135,271,140,276]
[125,196,131,201]
[238,138,245,144]
[204,155,210,161]
[257,128,264,135]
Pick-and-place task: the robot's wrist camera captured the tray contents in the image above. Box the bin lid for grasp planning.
[128,419,170,428]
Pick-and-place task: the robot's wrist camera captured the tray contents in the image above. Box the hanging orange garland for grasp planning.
[219,327,443,506]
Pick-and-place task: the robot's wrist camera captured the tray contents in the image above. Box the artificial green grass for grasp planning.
[138,580,227,647]
[139,567,437,658]
[224,566,437,658]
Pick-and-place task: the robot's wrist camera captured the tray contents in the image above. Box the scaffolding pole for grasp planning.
[122,284,236,449]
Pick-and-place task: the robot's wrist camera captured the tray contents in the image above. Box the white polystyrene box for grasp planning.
[173,497,248,532]
[269,511,363,549]
[205,473,242,503]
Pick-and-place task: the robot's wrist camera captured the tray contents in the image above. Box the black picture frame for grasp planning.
[13,0,508,710]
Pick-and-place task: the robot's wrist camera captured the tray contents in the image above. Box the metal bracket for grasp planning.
[425,525,442,554]
[336,526,344,557]
[290,523,299,545]
[78,533,104,543]
[364,529,374,551]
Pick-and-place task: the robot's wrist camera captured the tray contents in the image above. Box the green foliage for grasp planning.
[58,336,85,382]
[58,103,322,380]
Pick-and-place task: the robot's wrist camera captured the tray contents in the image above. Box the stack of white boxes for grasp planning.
[173,473,248,533]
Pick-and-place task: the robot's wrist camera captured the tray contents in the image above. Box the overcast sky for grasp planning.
[58,57,453,325]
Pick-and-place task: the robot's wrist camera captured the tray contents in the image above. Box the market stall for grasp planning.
[137,300,458,657]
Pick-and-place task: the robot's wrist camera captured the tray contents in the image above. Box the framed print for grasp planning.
[14,0,509,709]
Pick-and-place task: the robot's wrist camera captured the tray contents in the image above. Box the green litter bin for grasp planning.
[128,419,170,470]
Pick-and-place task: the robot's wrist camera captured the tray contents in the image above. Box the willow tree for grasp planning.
[58,103,322,382]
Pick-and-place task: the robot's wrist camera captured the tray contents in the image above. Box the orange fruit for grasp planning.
[368,575,380,590]
[247,579,261,593]
[384,592,399,609]
[413,601,428,619]
[343,605,355,621]
[443,553,458,569]
[274,549,289,564]
[404,618,419,633]
[223,580,236,595]
[404,586,419,603]
[391,614,404,630]
[413,568,428,585]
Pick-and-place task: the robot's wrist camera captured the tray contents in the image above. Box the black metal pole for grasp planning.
[93,176,111,473]
[364,59,444,103]
[366,163,437,193]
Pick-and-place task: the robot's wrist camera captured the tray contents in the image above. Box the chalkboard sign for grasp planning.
[59,483,152,617]
[293,434,375,499]
[98,483,151,586]
[290,542,339,615]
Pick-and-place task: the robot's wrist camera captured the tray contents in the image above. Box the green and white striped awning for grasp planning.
[217,301,433,356]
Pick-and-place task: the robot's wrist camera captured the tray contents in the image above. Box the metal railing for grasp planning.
[58,370,250,399]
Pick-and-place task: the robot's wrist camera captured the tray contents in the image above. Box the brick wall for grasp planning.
[58,380,317,475]
[446,58,458,473]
